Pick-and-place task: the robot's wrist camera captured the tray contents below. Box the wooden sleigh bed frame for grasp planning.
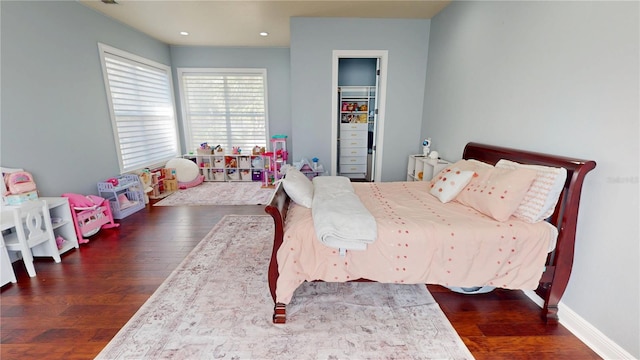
[265,142,596,324]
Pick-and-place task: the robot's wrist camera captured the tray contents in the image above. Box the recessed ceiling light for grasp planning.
[180,31,189,36]
[259,32,269,37]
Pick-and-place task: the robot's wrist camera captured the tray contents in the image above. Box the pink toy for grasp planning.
[61,193,120,243]
[55,236,66,250]
[178,174,205,189]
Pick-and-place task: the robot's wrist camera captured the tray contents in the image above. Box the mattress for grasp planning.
[276,181,558,304]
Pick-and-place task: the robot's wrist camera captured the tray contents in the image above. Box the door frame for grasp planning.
[331,50,388,182]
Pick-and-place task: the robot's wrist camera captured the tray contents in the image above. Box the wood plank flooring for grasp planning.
[1,203,600,359]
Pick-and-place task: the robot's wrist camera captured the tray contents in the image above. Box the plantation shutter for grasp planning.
[179,69,268,153]
[99,43,180,173]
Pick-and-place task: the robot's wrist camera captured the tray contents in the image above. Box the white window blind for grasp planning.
[178,69,268,153]
[98,43,180,173]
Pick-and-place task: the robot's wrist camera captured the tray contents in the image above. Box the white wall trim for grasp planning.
[524,291,636,360]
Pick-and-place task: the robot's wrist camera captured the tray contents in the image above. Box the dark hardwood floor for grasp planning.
[1,203,600,359]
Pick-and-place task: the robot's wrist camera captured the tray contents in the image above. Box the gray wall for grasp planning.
[169,46,291,154]
[423,1,639,357]
[338,58,377,86]
[1,1,171,196]
[290,18,430,180]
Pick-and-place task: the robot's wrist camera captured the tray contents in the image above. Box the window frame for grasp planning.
[177,67,270,153]
[98,43,181,174]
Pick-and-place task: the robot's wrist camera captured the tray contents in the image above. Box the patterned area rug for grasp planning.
[96,215,474,359]
[153,181,274,206]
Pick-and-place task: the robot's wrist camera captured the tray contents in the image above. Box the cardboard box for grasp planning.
[164,179,178,191]
[162,168,176,180]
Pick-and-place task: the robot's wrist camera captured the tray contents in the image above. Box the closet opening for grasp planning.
[331,50,388,182]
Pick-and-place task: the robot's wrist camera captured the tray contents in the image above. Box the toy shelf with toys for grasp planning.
[148,167,177,200]
[261,135,288,188]
[183,144,266,182]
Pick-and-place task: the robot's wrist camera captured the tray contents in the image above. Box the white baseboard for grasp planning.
[523,290,636,360]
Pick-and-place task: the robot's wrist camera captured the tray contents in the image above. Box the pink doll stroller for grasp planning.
[62,193,120,243]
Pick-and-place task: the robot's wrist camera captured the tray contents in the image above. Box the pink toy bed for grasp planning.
[265,142,596,324]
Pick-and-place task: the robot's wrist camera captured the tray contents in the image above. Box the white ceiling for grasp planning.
[78,0,450,47]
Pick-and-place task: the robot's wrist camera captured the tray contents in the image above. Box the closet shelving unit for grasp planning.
[338,86,376,180]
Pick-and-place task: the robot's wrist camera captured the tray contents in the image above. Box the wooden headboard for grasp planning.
[463,142,596,322]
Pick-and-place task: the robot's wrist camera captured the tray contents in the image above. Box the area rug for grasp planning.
[96,215,474,360]
[153,181,274,206]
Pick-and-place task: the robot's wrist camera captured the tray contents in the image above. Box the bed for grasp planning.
[265,142,596,324]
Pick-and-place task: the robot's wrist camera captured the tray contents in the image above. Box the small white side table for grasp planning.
[407,155,451,181]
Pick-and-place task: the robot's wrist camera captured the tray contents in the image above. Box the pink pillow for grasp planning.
[455,167,537,222]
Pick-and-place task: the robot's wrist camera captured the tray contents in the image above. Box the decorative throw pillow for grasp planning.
[496,159,567,223]
[282,167,314,208]
[429,169,475,203]
[429,159,492,190]
[455,166,537,222]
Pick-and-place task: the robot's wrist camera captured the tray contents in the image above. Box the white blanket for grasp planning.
[311,176,377,251]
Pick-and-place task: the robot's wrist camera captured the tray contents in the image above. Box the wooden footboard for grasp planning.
[265,142,596,324]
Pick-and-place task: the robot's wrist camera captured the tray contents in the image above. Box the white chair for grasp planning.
[1,234,17,285]
[4,200,61,277]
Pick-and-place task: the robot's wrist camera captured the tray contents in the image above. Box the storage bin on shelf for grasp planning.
[210,170,223,181]
[226,169,240,181]
[238,156,251,169]
[213,157,225,169]
[97,174,145,219]
[240,169,252,181]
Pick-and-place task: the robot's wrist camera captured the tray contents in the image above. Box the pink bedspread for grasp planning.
[276,181,557,304]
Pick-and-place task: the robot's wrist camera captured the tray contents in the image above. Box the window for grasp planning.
[178,68,268,153]
[98,43,180,173]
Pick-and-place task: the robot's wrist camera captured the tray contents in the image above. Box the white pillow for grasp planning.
[282,168,313,208]
[165,158,200,183]
[429,159,491,189]
[495,159,567,223]
[429,169,475,203]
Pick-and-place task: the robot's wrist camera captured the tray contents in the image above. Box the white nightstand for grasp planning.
[407,155,451,181]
